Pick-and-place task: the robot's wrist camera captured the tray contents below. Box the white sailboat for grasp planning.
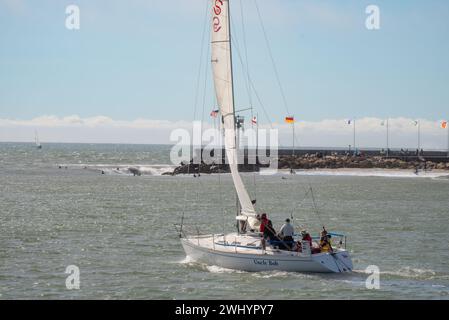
[180,0,353,273]
[35,130,42,149]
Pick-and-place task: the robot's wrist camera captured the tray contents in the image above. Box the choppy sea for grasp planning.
[1,143,448,299]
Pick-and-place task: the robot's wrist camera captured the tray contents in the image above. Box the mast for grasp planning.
[211,0,258,230]
[227,0,241,218]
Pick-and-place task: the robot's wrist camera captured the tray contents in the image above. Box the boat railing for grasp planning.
[175,224,348,252]
[174,223,218,240]
[306,232,347,250]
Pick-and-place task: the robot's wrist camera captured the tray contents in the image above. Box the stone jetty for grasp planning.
[164,149,449,175]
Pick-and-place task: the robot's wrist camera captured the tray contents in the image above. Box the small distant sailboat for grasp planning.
[179,0,353,273]
[35,130,42,149]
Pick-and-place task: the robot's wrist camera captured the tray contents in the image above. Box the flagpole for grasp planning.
[292,118,295,157]
[256,113,259,162]
[353,119,356,155]
[386,118,390,157]
[447,121,449,158]
[418,121,421,151]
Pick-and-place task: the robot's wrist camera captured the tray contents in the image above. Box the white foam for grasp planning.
[261,168,449,179]
[205,265,247,274]
[354,266,438,279]
[60,164,176,176]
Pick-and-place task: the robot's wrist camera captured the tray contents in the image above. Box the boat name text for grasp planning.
[253,259,279,266]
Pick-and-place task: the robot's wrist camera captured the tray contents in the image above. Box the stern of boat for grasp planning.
[311,249,353,273]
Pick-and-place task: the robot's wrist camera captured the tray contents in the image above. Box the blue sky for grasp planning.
[0,0,448,146]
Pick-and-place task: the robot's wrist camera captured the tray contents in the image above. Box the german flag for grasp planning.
[285,116,294,124]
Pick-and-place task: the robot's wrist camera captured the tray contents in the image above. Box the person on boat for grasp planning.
[264,220,276,240]
[300,229,320,254]
[261,216,276,250]
[301,230,313,248]
[320,228,328,240]
[277,218,295,250]
[294,229,312,253]
[319,234,333,253]
[259,213,269,233]
[278,218,294,241]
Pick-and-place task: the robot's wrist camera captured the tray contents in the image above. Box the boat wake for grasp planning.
[380,267,440,280]
[179,256,247,274]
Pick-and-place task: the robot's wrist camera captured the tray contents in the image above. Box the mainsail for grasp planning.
[210,0,259,229]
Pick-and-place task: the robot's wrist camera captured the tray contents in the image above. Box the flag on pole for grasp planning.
[285,116,294,124]
[413,120,419,126]
[347,119,352,125]
[210,109,219,118]
[251,116,257,125]
[442,121,448,129]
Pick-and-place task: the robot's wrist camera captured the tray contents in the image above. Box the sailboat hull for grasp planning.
[181,236,353,273]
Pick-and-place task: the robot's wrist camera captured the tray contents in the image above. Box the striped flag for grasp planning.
[285,116,294,124]
[251,116,257,125]
[442,121,448,129]
[210,109,219,118]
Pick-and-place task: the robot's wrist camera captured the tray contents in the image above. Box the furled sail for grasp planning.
[210,0,259,230]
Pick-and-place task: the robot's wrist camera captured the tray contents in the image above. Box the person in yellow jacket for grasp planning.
[320,234,333,253]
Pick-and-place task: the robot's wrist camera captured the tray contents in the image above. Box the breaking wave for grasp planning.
[58,164,176,176]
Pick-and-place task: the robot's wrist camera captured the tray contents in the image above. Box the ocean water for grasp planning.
[1,143,449,299]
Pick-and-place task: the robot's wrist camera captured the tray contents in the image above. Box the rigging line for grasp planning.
[193,1,211,122]
[186,0,209,230]
[198,26,211,177]
[230,34,273,129]
[229,16,286,147]
[228,15,269,128]
[289,183,315,232]
[235,2,293,153]
[308,181,325,229]
[254,0,291,116]
[289,185,312,218]
[239,0,253,112]
[238,0,258,200]
[184,0,209,216]
[218,169,226,235]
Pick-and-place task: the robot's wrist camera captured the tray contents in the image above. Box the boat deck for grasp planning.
[184,232,333,257]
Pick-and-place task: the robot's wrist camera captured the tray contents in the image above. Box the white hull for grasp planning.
[181,234,353,273]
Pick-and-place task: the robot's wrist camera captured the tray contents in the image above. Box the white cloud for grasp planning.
[0,115,448,149]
